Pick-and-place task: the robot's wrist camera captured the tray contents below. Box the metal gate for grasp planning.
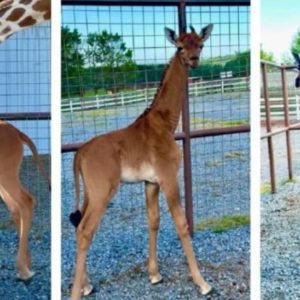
[261,60,300,193]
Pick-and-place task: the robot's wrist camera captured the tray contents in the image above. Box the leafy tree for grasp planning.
[291,28,300,54]
[61,26,85,96]
[84,30,136,92]
[280,29,300,66]
[224,50,251,77]
[260,45,276,62]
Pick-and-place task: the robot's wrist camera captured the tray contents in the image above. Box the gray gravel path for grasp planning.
[0,155,51,300]
[261,128,300,300]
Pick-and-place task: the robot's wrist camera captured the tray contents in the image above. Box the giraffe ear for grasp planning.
[165,27,178,46]
[199,24,213,42]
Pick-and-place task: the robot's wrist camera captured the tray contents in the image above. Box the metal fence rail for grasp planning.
[261,60,300,193]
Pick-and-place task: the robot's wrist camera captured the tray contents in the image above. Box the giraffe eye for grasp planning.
[177,47,183,52]
[199,45,204,50]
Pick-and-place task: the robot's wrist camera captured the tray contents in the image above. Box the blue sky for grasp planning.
[62,5,250,64]
[0,22,51,154]
[261,0,300,62]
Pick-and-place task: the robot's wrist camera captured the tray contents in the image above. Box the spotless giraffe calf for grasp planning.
[69,24,214,300]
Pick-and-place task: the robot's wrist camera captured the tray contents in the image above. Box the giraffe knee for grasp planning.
[176,217,189,238]
[149,212,160,231]
[77,226,93,251]
[26,193,36,210]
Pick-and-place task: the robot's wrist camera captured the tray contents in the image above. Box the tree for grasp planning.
[291,28,300,54]
[61,26,85,96]
[224,50,251,77]
[260,45,276,62]
[280,29,300,66]
[84,30,136,92]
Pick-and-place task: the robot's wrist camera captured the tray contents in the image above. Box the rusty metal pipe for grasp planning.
[0,112,51,121]
[281,67,293,180]
[178,1,194,237]
[262,62,276,193]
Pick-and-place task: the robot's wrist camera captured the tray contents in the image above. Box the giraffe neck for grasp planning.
[0,0,51,44]
[148,53,189,132]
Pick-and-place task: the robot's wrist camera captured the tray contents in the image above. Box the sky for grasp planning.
[261,0,300,63]
[62,5,250,64]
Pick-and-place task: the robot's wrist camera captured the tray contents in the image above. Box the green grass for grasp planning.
[280,178,297,185]
[205,160,224,167]
[222,119,250,126]
[225,151,246,159]
[189,117,250,130]
[62,120,106,127]
[73,109,120,118]
[195,215,250,233]
[260,183,271,194]
[260,179,296,195]
[211,192,221,198]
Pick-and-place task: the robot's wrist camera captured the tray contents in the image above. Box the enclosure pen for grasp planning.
[260,60,300,193]
[260,61,300,300]
[61,1,251,299]
[0,22,51,298]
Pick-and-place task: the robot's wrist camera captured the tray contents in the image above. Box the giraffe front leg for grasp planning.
[159,172,212,296]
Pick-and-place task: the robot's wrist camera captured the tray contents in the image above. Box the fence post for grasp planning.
[262,62,276,193]
[145,88,148,105]
[221,79,224,94]
[96,95,99,109]
[70,100,73,113]
[195,81,198,96]
[121,93,124,106]
[178,2,194,237]
[281,66,293,180]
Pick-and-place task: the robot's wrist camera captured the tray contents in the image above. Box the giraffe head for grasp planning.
[0,0,51,45]
[292,52,300,88]
[165,24,213,69]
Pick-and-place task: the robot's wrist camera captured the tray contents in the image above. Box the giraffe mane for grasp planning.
[135,55,175,121]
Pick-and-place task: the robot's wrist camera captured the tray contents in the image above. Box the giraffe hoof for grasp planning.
[149,273,163,285]
[82,284,95,297]
[16,270,35,285]
[200,286,218,296]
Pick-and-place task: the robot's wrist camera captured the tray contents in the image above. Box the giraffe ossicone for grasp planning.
[0,0,51,44]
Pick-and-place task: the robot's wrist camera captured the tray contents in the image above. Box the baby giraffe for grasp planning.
[70,24,214,300]
[0,121,51,281]
[292,52,300,88]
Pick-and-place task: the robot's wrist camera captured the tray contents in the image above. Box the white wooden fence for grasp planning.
[61,77,250,113]
[260,95,300,120]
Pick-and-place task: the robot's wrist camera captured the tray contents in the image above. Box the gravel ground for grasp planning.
[62,92,250,299]
[0,155,51,300]
[261,128,300,300]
